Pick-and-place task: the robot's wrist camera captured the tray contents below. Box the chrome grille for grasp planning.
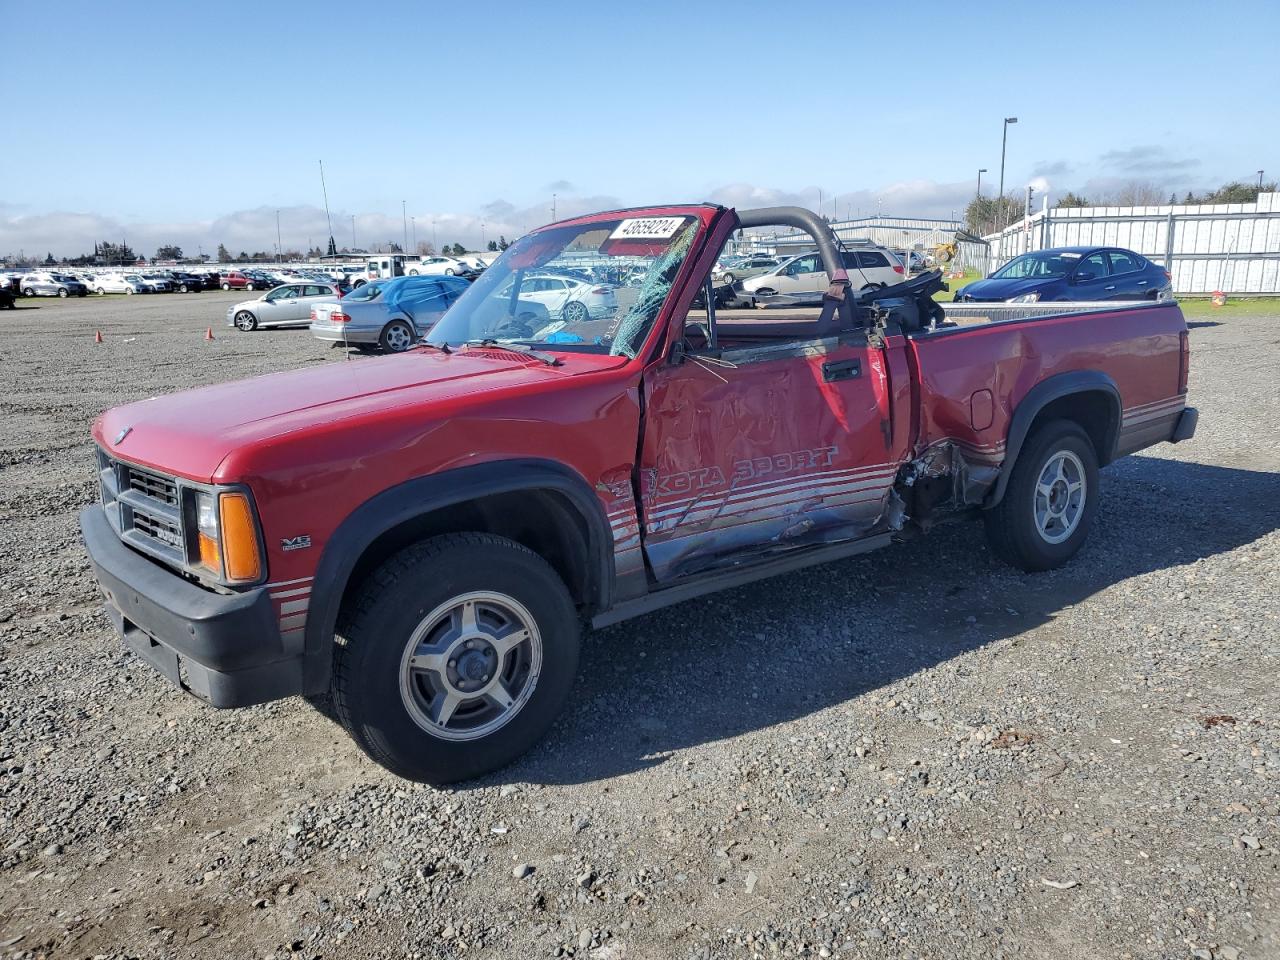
[128,467,178,505]
[97,448,187,566]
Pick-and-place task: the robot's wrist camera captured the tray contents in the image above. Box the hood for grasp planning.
[955,276,1058,302]
[95,348,625,481]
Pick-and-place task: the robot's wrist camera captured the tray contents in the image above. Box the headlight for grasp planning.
[1006,292,1040,303]
[189,489,263,583]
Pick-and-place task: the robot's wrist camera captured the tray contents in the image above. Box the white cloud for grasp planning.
[2,179,1001,260]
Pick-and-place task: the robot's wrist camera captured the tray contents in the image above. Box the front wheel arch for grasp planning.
[299,461,612,696]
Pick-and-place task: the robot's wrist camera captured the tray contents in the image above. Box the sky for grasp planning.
[1,0,1276,259]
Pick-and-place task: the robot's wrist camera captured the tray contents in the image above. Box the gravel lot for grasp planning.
[0,292,1277,960]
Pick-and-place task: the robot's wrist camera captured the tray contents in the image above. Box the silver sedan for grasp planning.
[310,276,471,352]
[226,282,345,332]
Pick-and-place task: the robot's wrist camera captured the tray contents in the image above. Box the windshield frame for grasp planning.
[425,204,719,360]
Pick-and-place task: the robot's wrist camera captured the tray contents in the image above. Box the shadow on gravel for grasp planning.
[1187,320,1223,329]
[491,455,1280,787]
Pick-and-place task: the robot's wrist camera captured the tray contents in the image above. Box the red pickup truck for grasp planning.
[80,205,1197,783]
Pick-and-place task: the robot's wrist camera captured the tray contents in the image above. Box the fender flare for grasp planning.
[984,370,1121,509]
[300,458,613,692]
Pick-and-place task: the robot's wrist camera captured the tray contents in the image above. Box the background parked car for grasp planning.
[227,281,345,332]
[408,255,473,277]
[166,271,206,293]
[310,275,470,352]
[954,246,1174,302]
[713,255,781,284]
[219,271,257,291]
[0,284,14,309]
[139,274,172,293]
[20,272,89,297]
[736,246,904,304]
[493,272,617,322]
[91,274,144,295]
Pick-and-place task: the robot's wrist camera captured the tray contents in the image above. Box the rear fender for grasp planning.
[985,371,1121,509]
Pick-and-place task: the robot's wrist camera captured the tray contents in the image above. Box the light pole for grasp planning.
[481,220,485,250]
[401,201,408,253]
[411,217,416,252]
[1259,170,1266,193]
[998,117,1018,226]
[351,215,356,250]
[276,209,282,263]
[431,219,437,251]
[976,168,987,198]
[552,193,557,221]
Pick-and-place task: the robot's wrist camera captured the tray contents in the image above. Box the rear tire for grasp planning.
[983,419,1099,572]
[327,533,581,783]
[380,319,415,352]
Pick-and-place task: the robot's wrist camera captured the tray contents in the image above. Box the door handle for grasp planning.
[1104,285,1116,291]
[1137,280,1148,285]
[822,358,861,382]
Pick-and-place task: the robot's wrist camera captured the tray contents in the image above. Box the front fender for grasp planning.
[299,458,613,693]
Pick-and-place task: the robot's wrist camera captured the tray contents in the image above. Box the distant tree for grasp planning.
[415,241,435,256]
[451,242,466,256]
[216,243,233,262]
[44,252,56,264]
[327,236,338,256]
[1108,180,1164,206]
[497,235,509,251]
[963,193,1025,236]
[388,241,403,253]
[238,251,249,261]
[156,244,183,260]
[1055,192,1090,208]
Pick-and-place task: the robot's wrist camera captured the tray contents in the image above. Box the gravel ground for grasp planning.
[0,292,1277,960]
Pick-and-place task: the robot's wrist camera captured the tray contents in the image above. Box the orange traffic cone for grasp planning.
[204,327,214,341]
[94,330,103,343]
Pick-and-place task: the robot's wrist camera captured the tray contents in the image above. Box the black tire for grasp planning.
[379,319,415,352]
[234,311,257,331]
[221,282,231,290]
[95,287,106,295]
[722,272,735,283]
[983,419,1099,572]
[22,289,33,297]
[179,283,189,293]
[57,288,68,298]
[327,533,581,783]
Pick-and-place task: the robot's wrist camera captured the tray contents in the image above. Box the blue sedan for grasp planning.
[955,246,1172,303]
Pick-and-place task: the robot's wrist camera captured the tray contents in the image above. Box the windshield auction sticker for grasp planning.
[609,217,687,240]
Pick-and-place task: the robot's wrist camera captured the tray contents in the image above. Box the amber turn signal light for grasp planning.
[218,492,262,582]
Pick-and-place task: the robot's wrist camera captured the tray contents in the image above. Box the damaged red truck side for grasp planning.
[80,204,1197,782]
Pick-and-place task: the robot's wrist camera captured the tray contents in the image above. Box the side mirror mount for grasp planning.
[1074,271,1095,283]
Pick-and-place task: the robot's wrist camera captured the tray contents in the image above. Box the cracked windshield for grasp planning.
[427,214,701,356]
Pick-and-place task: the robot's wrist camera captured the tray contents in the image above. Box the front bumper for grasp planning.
[80,505,304,707]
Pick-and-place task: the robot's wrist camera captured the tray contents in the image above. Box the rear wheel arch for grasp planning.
[300,460,614,694]
[986,371,1120,509]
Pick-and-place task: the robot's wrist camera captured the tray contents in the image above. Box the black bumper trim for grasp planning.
[1171,406,1199,443]
[80,506,303,707]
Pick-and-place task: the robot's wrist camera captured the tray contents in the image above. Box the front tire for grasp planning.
[96,287,106,295]
[327,533,581,783]
[234,311,257,331]
[983,419,1099,572]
